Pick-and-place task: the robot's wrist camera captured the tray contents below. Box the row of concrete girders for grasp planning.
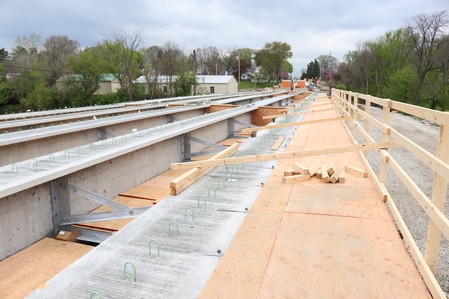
[0,92,246,122]
[26,92,313,298]
[0,93,277,166]
[0,93,259,132]
[0,92,299,260]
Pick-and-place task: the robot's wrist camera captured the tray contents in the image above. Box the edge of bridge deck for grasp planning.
[199,94,432,298]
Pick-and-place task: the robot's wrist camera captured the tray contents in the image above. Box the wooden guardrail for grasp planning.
[332,88,449,299]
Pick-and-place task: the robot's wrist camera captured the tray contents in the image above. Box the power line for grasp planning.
[0,72,100,83]
[3,64,78,76]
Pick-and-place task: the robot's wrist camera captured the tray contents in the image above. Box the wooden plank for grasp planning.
[345,166,368,178]
[425,125,449,273]
[386,196,447,299]
[0,238,92,299]
[292,162,309,175]
[390,128,449,180]
[262,107,338,120]
[391,100,449,127]
[309,162,321,176]
[270,137,285,150]
[387,153,449,242]
[330,171,339,184]
[171,142,399,169]
[169,143,240,195]
[327,163,336,175]
[241,116,359,134]
[282,174,310,184]
[339,169,346,183]
[321,164,330,183]
[283,170,299,176]
[284,102,334,110]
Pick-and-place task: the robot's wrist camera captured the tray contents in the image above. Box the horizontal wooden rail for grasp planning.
[171,141,399,169]
[333,88,449,299]
[241,116,358,133]
[262,107,338,120]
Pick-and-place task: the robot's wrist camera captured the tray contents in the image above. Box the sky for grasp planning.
[0,0,448,77]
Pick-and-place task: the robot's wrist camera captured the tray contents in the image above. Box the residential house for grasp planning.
[134,75,238,94]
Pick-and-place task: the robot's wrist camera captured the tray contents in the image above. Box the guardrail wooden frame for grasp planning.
[332,88,449,299]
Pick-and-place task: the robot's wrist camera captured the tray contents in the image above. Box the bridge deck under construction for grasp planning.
[8,94,434,298]
[200,100,431,298]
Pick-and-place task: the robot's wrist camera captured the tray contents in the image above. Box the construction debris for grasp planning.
[283,162,367,184]
[345,166,368,178]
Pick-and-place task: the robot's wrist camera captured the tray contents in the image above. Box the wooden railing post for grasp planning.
[363,97,371,157]
[352,93,358,138]
[379,101,391,184]
[425,125,449,274]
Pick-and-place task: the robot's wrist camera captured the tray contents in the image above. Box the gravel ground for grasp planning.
[354,105,449,296]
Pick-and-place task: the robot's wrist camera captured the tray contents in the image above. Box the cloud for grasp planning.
[1,0,448,73]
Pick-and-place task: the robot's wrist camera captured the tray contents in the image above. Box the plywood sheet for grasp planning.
[0,238,92,299]
[120,185,169,201]
[257,213,431,298]
[286,176,392,220]
[199,210,284,299]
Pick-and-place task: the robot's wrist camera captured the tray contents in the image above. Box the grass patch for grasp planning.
[239,81,274,90]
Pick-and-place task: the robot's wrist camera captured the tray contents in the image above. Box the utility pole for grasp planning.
[237,56,240,92]
[193,50,197,95]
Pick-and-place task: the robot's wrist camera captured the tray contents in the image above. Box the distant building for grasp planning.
[57,74,120,95]
[134,75,238,94]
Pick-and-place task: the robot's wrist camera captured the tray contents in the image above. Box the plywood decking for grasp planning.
[0,238,92,299]
[200,95,431,298]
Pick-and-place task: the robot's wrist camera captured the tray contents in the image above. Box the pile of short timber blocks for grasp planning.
[282,162,368,184]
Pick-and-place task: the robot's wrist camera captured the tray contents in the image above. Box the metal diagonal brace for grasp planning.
[60,206,150,225]
[61,183,129,210]
[188,136,226,150]
[185,136,227,159]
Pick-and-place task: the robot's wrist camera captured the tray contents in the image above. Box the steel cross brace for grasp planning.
[185,135,226,158]
[57,183,150,226]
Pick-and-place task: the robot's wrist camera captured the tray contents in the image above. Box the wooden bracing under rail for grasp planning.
[332,88,449,299]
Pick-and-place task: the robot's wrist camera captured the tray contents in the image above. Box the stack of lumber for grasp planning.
[282,163,368,184]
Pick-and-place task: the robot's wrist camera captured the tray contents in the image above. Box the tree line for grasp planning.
[337,10,449,110]
[0,32,292,112]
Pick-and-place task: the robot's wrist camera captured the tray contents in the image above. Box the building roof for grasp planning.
[57,73,117,82]
[134,75,235,84]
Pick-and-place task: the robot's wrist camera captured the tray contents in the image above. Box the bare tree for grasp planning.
[160,41,185,94]
[221,47,237,75]
[197,46,223,75]
[42,35,80,85]
[103,29,144,101]
[407,10,448,105]
[141,45,163,97]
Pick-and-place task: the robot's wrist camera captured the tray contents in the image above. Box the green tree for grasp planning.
[407,10,448,105]
[256,41,292,82]
[68,47,105,96]
[174,73,197,96]
[100,30,144,101]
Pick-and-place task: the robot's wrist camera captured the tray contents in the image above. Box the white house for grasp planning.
[134,75,238,94]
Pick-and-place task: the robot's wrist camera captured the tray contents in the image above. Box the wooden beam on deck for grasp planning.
[241,116,359,133]
[262,107,339,120]
[169,143,240,195]
[171,141,399,169]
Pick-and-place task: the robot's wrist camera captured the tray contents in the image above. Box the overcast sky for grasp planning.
[1,0,448,76]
